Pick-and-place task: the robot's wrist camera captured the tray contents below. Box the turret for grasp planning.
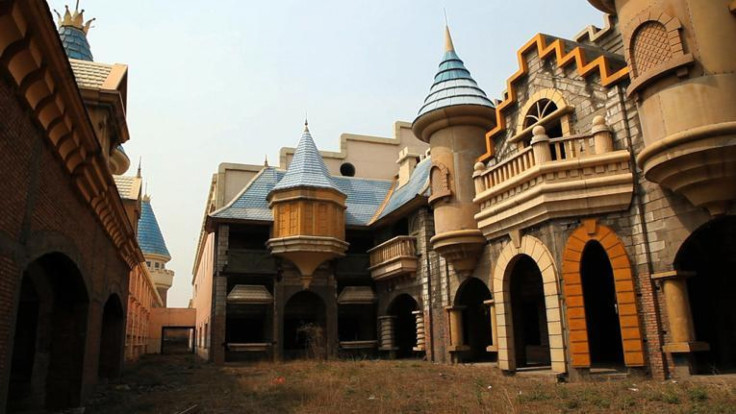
[412,27,496,274]
[586,0,736,216]
[267,121,349,289]
[138,195,175,305]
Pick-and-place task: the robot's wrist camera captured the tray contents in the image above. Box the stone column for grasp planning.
[412,310,426,352]
[530,126,551,163]
[483,299,498,352]
[445,306,469,361]
[591,115,612,154]
[378,316,398,358]
[652,271,709,375]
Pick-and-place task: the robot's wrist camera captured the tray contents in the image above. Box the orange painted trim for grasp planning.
[562,221,646,368]
[478,34,630,162]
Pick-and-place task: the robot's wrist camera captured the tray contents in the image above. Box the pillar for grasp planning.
[591,115,613,154]
[412,310,426,352]
[446,306,469,362]
[530,126,551,163]
[378,316,398,358]
[483,299,498,353]
[651,271,709,375]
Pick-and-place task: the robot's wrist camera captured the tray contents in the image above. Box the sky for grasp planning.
[47,0,605,307]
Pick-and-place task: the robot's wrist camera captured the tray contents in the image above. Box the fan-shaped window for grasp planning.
[522,99,563,149]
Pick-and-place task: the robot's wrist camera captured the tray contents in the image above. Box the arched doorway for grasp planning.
[283,291,327,359]
[387,294,418,358]
[581,241,624,367]
[676,217,736,374]
[509,255,550,368]
[7,253,89,412]
[99,294,124,380]
[454,278,493,362]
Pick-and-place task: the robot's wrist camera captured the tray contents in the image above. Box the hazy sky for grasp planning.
[47,0,604,307]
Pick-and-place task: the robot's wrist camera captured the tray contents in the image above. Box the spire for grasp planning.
[414,25,494,122]
[136,157,142,178]
[444,25,455,52]
[270,121,343,195]
[54,2,94,61]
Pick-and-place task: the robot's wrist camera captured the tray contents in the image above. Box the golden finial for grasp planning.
[54,1,95,34]
[444,25,455,52]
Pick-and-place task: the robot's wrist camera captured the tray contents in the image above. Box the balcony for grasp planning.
[368,236,418,282]
[473,116,634,240]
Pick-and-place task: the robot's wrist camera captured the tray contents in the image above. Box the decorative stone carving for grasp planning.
[624,10,694,96]
[428,163,452,205]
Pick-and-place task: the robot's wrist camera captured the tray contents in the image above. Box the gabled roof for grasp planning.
[371,156,431,224]
[270,123,343,195]
[211,167,392,227]
[138,199,171,259]
[69,59,127,91]
[415,27,494,121]
[59,25,93,61]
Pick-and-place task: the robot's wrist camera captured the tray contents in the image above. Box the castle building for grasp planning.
[193,0,736,380]
[0,0,144,410]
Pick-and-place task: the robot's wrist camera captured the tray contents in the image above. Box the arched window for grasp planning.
[523,99,562,141]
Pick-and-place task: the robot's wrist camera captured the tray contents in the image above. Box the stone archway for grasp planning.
[675,217,736,374]
[453,277,493,362]
[562,220,645,368]
[98,294,125,379]
[283,291,327,359]
[7,253,90,412]
[492,235,565,373]
[386,294,419,359]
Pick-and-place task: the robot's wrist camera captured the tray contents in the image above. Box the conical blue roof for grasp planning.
[415,27,494,120]
[138,199,171,259]
[59,25,93,61]
[270,123,344,195]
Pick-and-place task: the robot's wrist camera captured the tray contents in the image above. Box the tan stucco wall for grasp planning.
[191,233,215,360]
[147,308,196,354]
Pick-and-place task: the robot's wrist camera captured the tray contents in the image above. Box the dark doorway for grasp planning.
[387,294,418,358]
[7,253,89,412]
[454,278,494,362]
[509,255,550,368]
[581,241,624,366]
[283,291,326,359]
[99,295,125,379]
[677,217,736,374]
[161,327,195,355]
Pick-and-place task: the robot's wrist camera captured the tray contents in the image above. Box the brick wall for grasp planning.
[0,66,131,407]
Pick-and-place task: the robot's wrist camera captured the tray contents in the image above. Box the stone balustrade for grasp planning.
[367,236,419,281]
[473,116,634,240]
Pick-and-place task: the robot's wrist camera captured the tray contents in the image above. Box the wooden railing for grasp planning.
[368,236,417,268]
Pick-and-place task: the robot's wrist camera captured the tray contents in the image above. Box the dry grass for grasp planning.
[86,355,736,414]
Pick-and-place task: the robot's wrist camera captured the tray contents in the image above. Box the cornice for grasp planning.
[0,0,142,269]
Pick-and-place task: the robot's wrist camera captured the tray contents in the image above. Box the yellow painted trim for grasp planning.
[478,34,629,162]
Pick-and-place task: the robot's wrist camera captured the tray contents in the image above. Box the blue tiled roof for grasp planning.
[211,167,392,227]
[59,25,93,61]
[211,168,282,223]
[373,156,431,222]
[415,28,493,120]
[270,125,343,195]
[138,200,171,259]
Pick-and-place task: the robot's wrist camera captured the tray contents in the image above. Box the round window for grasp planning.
[340,162,356,177]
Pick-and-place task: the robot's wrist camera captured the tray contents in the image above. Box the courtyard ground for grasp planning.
[86,355,736,414]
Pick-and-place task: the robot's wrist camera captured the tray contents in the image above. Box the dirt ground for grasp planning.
[85,354,736,414]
